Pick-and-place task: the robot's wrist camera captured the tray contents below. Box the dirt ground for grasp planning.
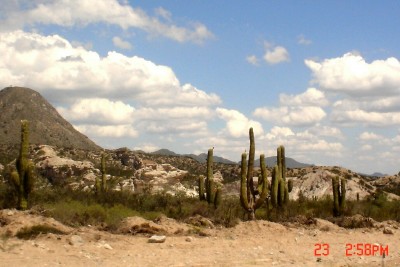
[0,209,399,267]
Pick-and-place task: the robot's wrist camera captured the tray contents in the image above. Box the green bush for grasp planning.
[23,184,400,231]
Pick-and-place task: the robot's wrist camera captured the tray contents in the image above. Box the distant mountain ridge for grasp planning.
[0,86,101,151]
[151,149,236,164]
[150,148,312,168]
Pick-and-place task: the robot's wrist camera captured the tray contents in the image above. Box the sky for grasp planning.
[1,1,400,175]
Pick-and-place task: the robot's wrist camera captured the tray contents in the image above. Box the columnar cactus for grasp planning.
[332,176,346,216]
[101,153,107,192]
[239,128,269,220]
[199,148,219,206]
[271,145,291,208]
[205,148,214,204]
[96,153,107,194]
[11,120,34,210]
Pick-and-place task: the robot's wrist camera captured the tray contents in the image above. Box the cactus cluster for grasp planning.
[198,148,221,208]
[271,145,292,208]
[332,176,346,216]
[239,128,269,220]
[10,120,34,210]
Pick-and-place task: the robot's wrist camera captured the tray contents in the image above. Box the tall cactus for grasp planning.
[332,176,346,216]
[199,148,219,206]
[96,153,107,194]
[206,148,214,204]
[271,145,292,208]
[239,128,269,220]
[11,120,34,210]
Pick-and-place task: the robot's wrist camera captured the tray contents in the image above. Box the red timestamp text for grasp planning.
[345,243,389,257]
[314,243,330,256]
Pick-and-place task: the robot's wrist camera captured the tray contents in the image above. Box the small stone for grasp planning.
[68,235,84,246]
[148,235,166,243]
[185,237,193,242]
[7,210,14,216]
[103,243,113,250]
[383,228,394,234]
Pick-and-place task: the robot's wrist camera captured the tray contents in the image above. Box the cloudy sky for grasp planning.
[1,1,400,174]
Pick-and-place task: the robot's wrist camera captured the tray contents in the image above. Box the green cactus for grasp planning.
[198,175,206,201]
[271,165,279,208]
[271,145,291,209]
[214,186,221,209]
[206,148,214,203]
[332,176,346,216]
[10,120,34,210]
[199,148,219,204]
[96,153,107,194]
[239,128,269,220]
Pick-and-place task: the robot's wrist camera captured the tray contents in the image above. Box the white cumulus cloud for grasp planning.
[246,55,259,66]
[254,106,326,126]
[279,88,329,107]
[0,30,221,107]
[263,45,289,65]
[112,36,132,50]
[75,124,138,138]
[305,52,400,96]
[359,132,383,141]
[216,108,264,138]
[0,0,213,43]
[58,98,135,125]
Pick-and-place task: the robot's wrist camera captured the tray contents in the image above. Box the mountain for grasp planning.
[151,149,236,164]
[188,153,236,164]
[255,156,313,169]
[151,149,179,156]
[0,86,101,151]
[150,148,310,167]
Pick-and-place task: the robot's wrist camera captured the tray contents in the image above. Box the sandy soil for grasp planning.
[0,209,399,267]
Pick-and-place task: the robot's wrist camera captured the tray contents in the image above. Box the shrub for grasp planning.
[16,225,65,239]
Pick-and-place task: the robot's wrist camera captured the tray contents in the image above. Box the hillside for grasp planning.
[151,149,237,164]
[0,86,100,151]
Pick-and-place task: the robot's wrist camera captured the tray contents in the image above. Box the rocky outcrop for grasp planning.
[34,145,96,186]
[28,145,195,196]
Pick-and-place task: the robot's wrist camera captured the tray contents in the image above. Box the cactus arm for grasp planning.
[271,165,279,207]
[278,179,285,207]
[339,178,346,214]
[214,187,221,208]
[11,171,20,188]
[240,152,250,211]
[247,128,255,197]
[278,146,286,181]
[287,179,293,193]
[255,154,268,209]
[198,176,205,200]
[95,176,101,195]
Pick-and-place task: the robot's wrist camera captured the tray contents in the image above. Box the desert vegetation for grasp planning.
[1,122,400,234]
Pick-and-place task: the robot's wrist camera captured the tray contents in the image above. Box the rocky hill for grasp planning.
[0,86,100,151]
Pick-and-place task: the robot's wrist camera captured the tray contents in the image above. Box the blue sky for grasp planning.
[1,0,400,174]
